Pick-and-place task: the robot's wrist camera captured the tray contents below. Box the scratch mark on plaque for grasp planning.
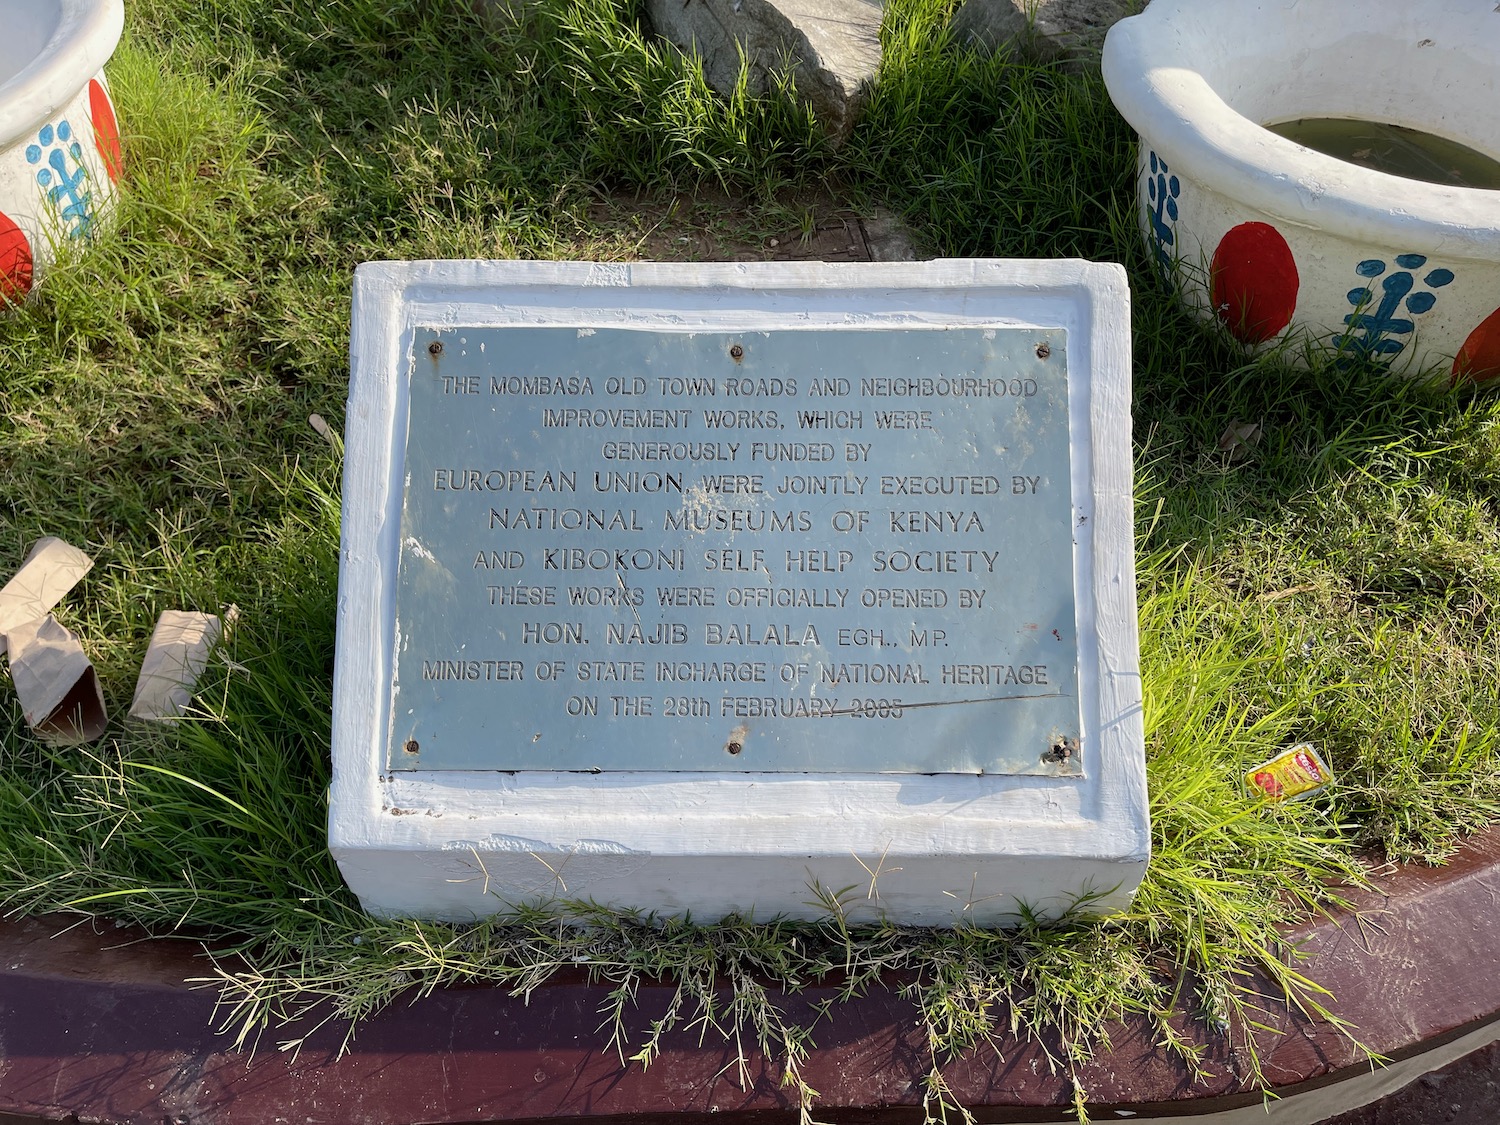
[617,571,643,627]
[825,691,1067,717]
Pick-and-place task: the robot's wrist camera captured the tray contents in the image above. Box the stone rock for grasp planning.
[644,0,882,143]
[859,208,927,262]
[950,0,1135,63]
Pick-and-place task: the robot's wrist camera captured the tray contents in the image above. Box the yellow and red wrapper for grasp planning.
[1245,743,1332,802]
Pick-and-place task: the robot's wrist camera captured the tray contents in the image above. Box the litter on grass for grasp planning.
[0,538,105,743]
[6,614,107,744]
[0,537,92,657]
[1,537,232,742]
[1245,742,1333,802]
[129,607,235,721]
[1216,420,1263,463]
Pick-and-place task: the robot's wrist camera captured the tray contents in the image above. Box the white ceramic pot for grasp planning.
[0,0,124,303]
[1102,0,1500,384]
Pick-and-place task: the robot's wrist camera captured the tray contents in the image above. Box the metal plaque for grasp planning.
[389,326,1079,774]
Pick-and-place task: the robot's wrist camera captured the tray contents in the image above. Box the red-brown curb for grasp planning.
[0,826,1496,1123]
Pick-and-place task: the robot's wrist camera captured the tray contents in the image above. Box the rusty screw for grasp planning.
[726,741,743,756]
[1036,342,1051,359]
[729,344,744,361]
[403,739,420,755]
[427,340,443,357]
[1044,737,1074,764]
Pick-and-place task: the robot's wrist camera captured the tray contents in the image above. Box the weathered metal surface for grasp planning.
[390,325,1080,775]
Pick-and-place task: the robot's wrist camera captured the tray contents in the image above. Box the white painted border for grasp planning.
[331,259,1147,925]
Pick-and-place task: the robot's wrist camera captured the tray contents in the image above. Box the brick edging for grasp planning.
[0,826,1496,1123]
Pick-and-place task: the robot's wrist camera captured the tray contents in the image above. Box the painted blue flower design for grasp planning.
[1145,150,1180,272]
[24,120,94,240]
[1330,255,1455,362]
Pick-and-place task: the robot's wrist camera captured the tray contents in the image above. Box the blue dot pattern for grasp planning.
[23,118,94,240]
[1332,254,1455,361]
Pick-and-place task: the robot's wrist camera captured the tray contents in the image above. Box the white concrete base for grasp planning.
[331,259,1147,925]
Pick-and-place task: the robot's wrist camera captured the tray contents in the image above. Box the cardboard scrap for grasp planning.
[0,537,106,744]
[1216,420,1263,463]
[6,614,107,745]
[1,537,230,741]
[309,413,336,446]
[129,609,228,722]
[0,537,92,658]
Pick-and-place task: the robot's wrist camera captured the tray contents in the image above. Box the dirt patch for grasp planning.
[584,189,925,264]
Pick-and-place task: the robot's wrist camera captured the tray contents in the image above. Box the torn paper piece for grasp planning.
[129,610,224,722]
[7,614,107,744]
[0,537,93,657]
[308,413,337,448]
[1216,420,1263,463]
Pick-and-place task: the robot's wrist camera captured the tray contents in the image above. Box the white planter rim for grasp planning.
[0,0,124,148]
[1102,3,1500,260]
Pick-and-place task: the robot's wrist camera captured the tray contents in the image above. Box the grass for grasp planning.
[1,0,1498,1120]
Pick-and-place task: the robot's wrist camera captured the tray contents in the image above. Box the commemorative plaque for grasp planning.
[332,260,1148,925]
[394,325,1077,776]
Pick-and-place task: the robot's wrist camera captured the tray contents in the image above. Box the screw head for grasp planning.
[729,344,744,360]
[403,739,420,755]
[1044,736,1076,765]
[427,340,443,357]
[1036,342,1051,359]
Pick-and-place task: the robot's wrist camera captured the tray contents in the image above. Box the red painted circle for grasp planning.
[88,78,122,182]
[0,212,33,303]
[1453,306,1500,385]
[1210,221,1300,344]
